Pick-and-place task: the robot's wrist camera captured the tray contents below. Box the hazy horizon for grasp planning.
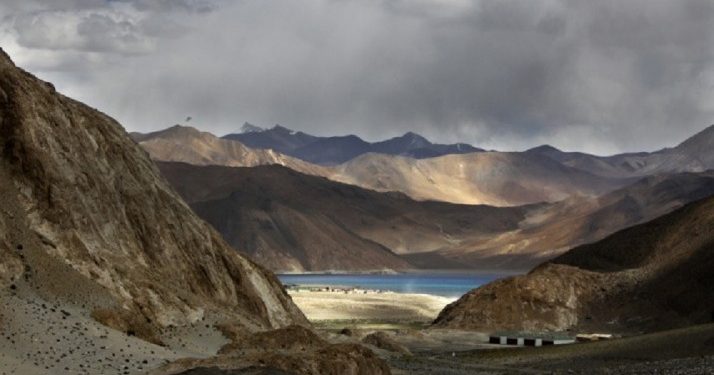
[2,0,713,154]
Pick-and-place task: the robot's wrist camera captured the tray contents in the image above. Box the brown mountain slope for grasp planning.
[433,194,714,333]
[157,162,534,272]
[0,47,305,337]
[158,160,714,273]
[601,125,714,176]
[432,171,714,270]
[136,125,330,177]
[528,124,714,178]
[331,152,627,206]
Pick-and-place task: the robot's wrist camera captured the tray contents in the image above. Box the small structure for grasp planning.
[488,331,576,347]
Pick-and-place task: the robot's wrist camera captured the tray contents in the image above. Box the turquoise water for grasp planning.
[278,272,510,298]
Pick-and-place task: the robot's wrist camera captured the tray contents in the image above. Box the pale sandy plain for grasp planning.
[287,290,456,322]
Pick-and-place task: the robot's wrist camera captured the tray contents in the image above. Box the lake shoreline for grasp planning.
[277,268,525,276]
[278,271,511,298]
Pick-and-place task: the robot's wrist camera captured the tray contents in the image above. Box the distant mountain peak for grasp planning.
[130,124,204,143]
[686,123,714,140]
[240,122,264,133]
[527,144,562,153]
[402,131,423,138]
[380,131,429,147]
[399,131,429,142]
[337,134,365,141]
[675,124,714,151]
[271,124,294,133]
[162,124,202,136]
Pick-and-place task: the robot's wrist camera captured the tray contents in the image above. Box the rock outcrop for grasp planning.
[157,325,392,375]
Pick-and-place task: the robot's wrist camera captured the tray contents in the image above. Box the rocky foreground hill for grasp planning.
[0,48,388,374]
[434,194,714,333]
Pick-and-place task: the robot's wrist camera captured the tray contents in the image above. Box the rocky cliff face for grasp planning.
[434,194,714,333]
[0,48,305,332]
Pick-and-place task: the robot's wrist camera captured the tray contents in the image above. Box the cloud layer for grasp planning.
[2,0,713,154]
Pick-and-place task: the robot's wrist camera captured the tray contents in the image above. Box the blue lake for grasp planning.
[277,272,513,298]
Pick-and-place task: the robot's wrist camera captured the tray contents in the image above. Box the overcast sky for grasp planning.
[1,0,713,154]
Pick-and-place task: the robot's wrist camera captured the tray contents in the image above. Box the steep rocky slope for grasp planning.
[0,49,305,330]
[136,125,330,177]
[157,162,532,271]
[434,194,714,333]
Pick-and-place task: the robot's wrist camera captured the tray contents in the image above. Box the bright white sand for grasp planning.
[288,290,456,321]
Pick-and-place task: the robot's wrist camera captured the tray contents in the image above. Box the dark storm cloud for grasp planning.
[1,0,713,154]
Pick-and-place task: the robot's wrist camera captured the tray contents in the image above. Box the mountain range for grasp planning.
[223,123,483,165]
[137,125,639,206]
[135,123,714,207]
[156,161,714,272]
[527,125,714,178]
[225,122,714,180]
[130,122,714,272]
